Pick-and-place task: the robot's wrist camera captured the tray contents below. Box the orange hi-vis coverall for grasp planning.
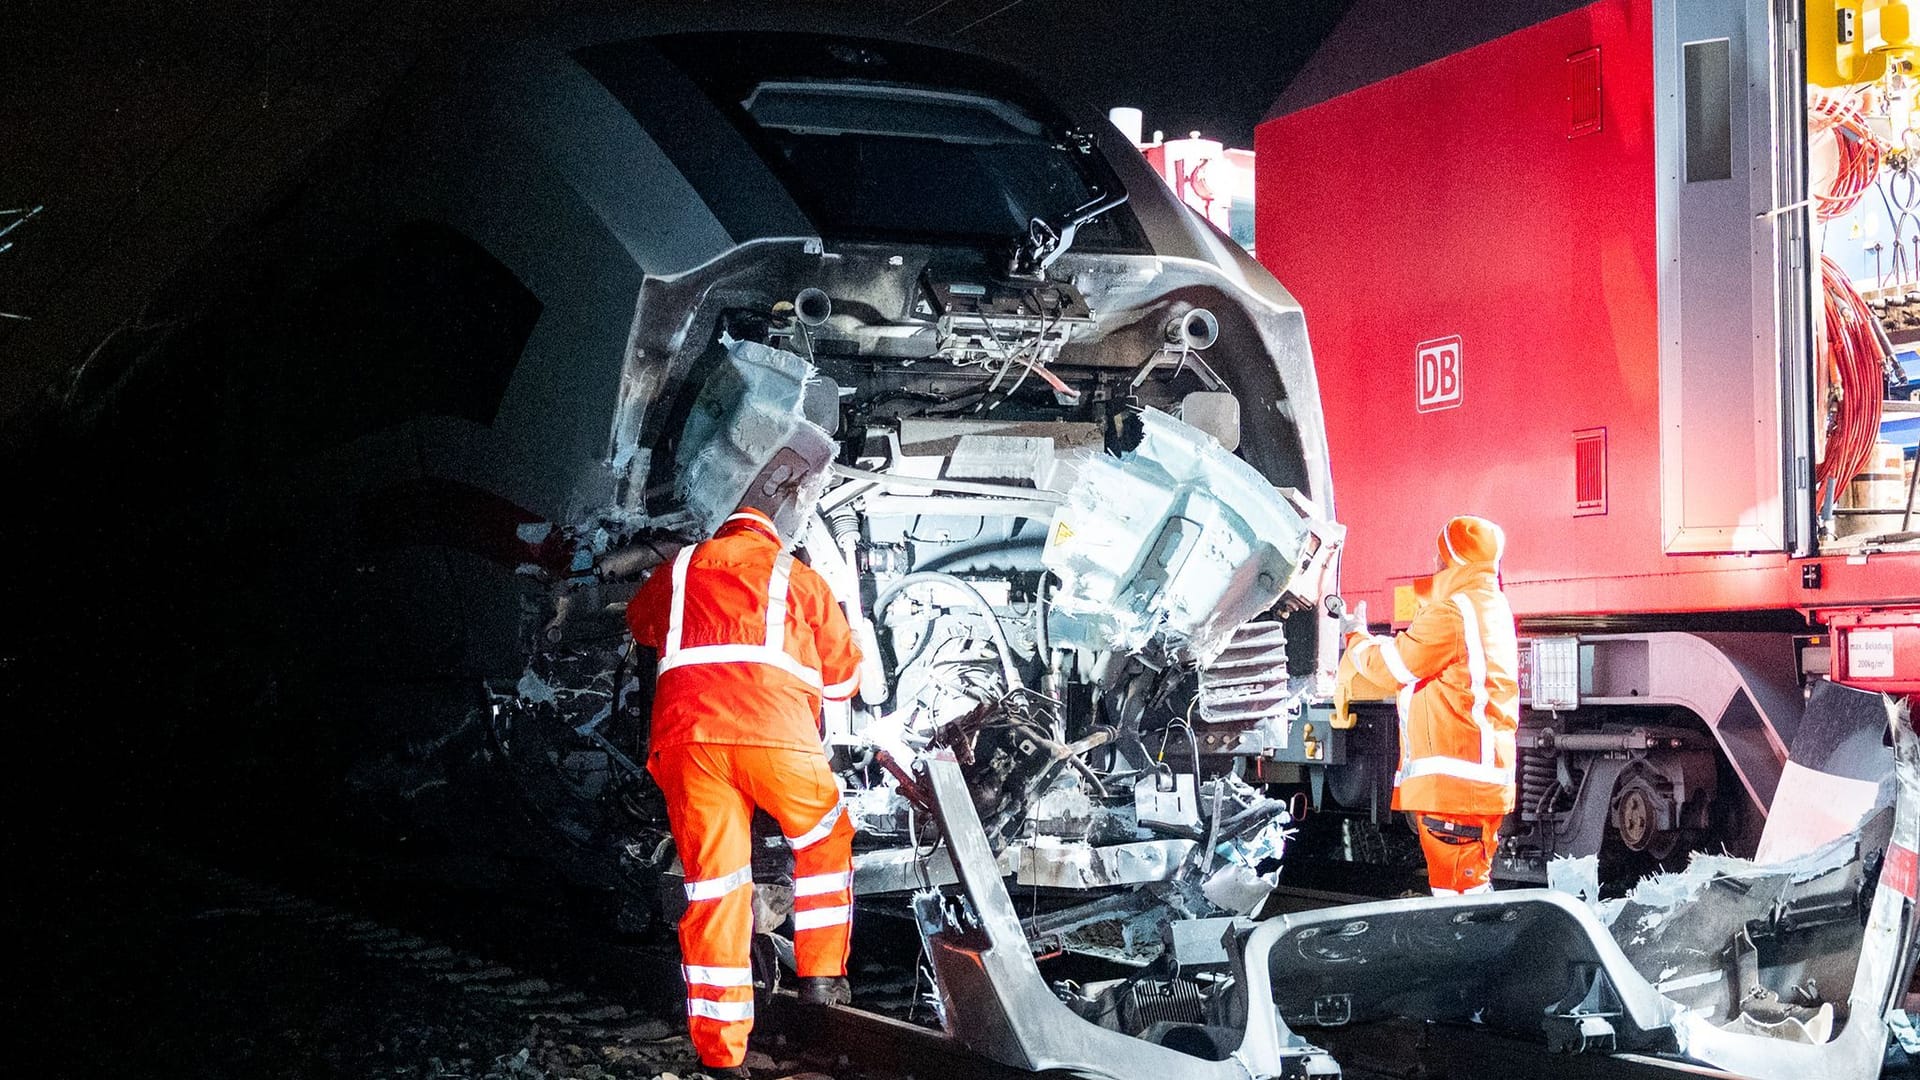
[627,507,862,1069]
[1342,516,1519,895]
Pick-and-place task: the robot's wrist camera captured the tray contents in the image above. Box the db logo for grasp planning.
[1416,335,1463,413]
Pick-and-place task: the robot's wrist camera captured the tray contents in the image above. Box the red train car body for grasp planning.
[1257,0,1919,877]
[1257,0,1918,691]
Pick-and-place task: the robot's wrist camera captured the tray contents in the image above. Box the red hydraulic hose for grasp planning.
[1817,255,1888,494]
[1811,89,1886,221]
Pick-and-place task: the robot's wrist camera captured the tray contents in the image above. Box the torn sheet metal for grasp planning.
[914,751,1340,1078]
[1041,407,1341,666]
[1537,686,1919,1079]
[1203,815,1293,916]
[1663,690,1918,1080]
[908,688,1915,1079]
[1755,676,1900,863]
[673,337,833,537]
[1012,837,1197,890]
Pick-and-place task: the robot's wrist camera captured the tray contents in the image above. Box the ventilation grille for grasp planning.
[1574,428,1607,515]
[1198,621,1291,725]
[1569,47,1603,138]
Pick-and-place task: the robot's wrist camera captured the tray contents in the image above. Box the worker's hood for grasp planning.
[1436,515,1506,568]
[1429,559,1499,600]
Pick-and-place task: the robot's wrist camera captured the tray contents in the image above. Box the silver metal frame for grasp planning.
[914,751,1340,1079]
[912,693,1920,1080]
[1655,0,1807,554]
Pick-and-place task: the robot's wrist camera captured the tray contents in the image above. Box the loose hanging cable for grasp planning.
[1816,255,1888,494]
[1812,88,1888,221]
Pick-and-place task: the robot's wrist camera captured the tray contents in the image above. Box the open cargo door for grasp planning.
[1655,0,1815,554]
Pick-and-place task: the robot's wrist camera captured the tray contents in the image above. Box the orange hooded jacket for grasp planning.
[1343,516,1520,816]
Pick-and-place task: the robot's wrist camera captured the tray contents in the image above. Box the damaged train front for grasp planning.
[499,227,1345,1045]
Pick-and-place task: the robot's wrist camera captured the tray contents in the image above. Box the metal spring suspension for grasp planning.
[1519,743,1559,822]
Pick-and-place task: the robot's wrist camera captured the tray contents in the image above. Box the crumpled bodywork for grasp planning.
[1042,408,1339,666]
[493,228,1345,988]
[672,337,834,538]
[911,682,1919,1078]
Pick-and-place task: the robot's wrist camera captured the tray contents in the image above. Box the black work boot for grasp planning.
[697,1065,752,1080]
[795,974,851,1006]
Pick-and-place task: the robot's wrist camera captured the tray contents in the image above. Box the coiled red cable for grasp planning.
[1817,255,1888,492]
[1811,89,1886,221]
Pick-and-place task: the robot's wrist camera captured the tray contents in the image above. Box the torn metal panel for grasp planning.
[1011,838,1197,890]
[1262,890,1678,1055]
[1663,690,1919,1080]
[915,751,1340,1078]
[902,687,1915,1078]
[1531,685,1920,1079]
[673,337,833,538]
[1756,676,1901,863]
[1041,407,1342,667]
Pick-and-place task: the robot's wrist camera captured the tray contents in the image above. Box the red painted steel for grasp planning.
[1884,840,1919,901]
[1255,0,1919,641]
[1823,609,1920,695]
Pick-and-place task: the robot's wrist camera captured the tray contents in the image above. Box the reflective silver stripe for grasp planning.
[1451,593,1495,768]
[786,802,844,850]
[764,553,793,653]
[792,904,852,931]
[1346,637,1378,673]
[1430,886,1459,897]
[664,547,695,654]
[682,964,753,988]
[793,870,851,897]
[1462,882,1493,895]
[1393,684,1414,785]
[658,543,825,692]
[688,998,754,1022]
[684,865,753,902]
[1441,522,1464,565]
[1375,635,1418,686]
[1398,754,1514,786]
[724,510,775,531]
[821,673,859,701]
[657,643,825,689]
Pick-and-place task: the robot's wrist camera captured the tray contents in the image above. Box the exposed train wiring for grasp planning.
[1816,255,1889,497]
[1812,88,1887,221]
[1874,160,1920,290]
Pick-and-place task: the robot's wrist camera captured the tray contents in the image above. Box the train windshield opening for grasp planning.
[739,80,1130,248]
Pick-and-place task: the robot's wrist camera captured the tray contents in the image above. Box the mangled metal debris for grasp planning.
[909,681,1918,1079]
[472,219,1919,1078]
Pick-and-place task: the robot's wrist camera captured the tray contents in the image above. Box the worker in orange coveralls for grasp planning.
[1337,515,1519,895]
[627,460,862,1079]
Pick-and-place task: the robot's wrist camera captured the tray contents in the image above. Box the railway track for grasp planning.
[138,849,1028,1080]
[132,849,1714,1080]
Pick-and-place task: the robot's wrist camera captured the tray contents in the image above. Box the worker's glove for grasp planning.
[1337,600,1369,638]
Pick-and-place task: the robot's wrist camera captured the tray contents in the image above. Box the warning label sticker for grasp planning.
[1848,629,1896,678]
[1884,841,1918,901]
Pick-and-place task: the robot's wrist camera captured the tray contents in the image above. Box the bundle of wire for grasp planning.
[1811,89,1885,220]
[1817,255,1887,493]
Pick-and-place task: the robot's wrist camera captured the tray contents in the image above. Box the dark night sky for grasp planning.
[5,1,1351,147]
[0,0,1351,422]
[0,0,1586,423]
